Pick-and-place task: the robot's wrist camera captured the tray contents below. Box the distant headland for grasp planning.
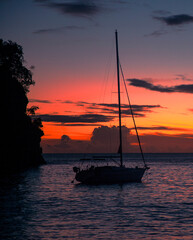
[1,39,46,174]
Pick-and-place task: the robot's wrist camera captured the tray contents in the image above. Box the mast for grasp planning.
[115,30,123,167]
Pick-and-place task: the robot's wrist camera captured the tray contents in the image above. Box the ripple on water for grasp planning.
[1,154,193,239]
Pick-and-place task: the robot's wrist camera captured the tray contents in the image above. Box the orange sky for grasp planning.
[27,70,193,153]
[2,0,193,152]
[27,44,193,153]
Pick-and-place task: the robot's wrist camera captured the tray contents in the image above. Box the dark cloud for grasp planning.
[125,104,162,114]
[29,98,53,103]
[175,74,193,81]
[110,105,161,117]
[41,126,193,153]
[147,13,190,37]
[34,0,128,18]
[90,125,130,152]
[42,0,100,18]
[91,125,129,142]
[47,135,89,152]
[62,100,74,104]
[128,79,173,93]
[33,28,60,34]
[55,123,102,126]
[41,126,131,153]
[154,14,193,26]
[37,113,114,123]
[145,29,168,37]
[33,25,84,34]
[61,134,71,143]
[128,78,193,94]
[174,84,193,93]
[136,126,189,131]
[72,101,162,117]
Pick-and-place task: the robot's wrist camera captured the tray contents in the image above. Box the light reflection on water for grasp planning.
[1,154,193,239]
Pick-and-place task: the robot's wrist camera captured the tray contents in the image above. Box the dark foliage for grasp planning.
[0,39,35,93]
[0,39,45,174]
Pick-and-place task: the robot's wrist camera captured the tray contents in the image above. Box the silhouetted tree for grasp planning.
[0,39,45,173]
[27,106,39,115]
[0,39,35,93]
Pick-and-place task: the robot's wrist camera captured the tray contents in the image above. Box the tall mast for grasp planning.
[115,30,123,167]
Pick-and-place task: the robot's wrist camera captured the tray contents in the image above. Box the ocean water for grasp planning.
[1,153,193,239]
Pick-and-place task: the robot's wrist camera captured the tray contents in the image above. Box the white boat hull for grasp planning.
[75,166,146,184]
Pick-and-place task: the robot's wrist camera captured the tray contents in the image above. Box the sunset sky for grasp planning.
[1,0,193,153]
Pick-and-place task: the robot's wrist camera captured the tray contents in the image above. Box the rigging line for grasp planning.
[111,157,121,166]
[119,63,147,167]
[99,38,114,105]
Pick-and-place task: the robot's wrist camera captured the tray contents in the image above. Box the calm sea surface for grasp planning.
[1,153,193,239]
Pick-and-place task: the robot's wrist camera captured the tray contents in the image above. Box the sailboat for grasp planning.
[73,30,149,184]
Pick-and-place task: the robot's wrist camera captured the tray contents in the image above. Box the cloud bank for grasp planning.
[128,78,193,94]
[41,125,193,153]
[154,14,193,26]
[35,0,101,18]
[47,1,100,17]
[32,100,162,126]
[37,113,114,124]
[42,125,131,153]
[148,13,193,37]
[29,98,53,103]
[63,101,162,118]
[33,25,84,34]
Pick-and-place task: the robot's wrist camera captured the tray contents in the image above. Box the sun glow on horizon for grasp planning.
[28,72,193,144]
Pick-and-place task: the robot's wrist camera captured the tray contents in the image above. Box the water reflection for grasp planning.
[1,156,193,239]
[0,169,41,239]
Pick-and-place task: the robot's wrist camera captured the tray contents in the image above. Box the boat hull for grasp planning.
[75,166,146,184]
